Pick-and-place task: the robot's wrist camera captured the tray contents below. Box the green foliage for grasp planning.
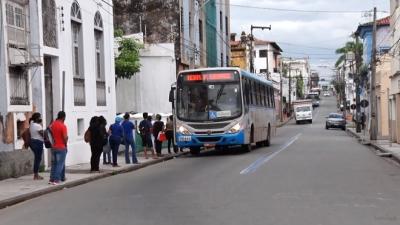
[114,29,143,80]
[331,79,345,94]
[296,74,304,99]
[335,41,363,68]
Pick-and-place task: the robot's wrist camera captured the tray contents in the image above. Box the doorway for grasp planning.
[44,56,54,126]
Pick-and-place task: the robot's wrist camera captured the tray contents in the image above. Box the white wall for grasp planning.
[116,43,176,115]
[41,0,116,166]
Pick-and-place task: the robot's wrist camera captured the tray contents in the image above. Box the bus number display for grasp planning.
[185,73,234,82]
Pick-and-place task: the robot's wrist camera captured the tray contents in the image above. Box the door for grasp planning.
[44,56,54,126]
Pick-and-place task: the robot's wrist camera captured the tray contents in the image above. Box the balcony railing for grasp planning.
[96,80,106,106]
[9,68,29,105]
[73,77,86,106]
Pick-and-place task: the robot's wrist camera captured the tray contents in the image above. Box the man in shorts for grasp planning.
[139,112,157,159]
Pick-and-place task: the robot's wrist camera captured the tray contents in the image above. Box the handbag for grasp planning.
[84,128,91,143]
[21,128,31,149]
[157,131,167,142]
[44,126,54,148]
[103,140,111,153]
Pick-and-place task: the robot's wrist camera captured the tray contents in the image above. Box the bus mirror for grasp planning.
[169,88,175,103]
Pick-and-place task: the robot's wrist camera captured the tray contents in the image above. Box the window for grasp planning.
[71,1,85,106]
[6,3,24,29]
[225,16,229,36]
[260,69,267,74]
[6,2,27,47]
[259,50,268,58]
[266,86,271,107]
[77,118,84,136]
[94,11,106,106]
[220,11,223,31]
[226,56,229,67]
[180,7,184,32]
[189,11,192,38]
[244,79,250,106]
[249,80,253,104]
[199,19,203,43]
[42,0,58,48]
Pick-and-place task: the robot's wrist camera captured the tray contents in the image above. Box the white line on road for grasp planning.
[240,133,302,175]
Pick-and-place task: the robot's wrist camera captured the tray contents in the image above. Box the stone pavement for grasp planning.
[0,150,187,209]
[346,127,400,164]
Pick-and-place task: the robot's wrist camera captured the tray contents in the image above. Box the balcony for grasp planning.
[73,77,86,106]
[96,80,106,106]
[9,67,29,105]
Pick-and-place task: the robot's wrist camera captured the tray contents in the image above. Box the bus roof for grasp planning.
[177,67,273,86]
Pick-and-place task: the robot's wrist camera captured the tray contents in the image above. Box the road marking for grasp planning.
[240,133,302,175]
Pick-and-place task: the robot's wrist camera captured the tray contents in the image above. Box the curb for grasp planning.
[0,152,188,210]
[277,116,293,128]
[346,128,400,164]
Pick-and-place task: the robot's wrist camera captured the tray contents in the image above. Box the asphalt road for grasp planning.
[1,96,400,225]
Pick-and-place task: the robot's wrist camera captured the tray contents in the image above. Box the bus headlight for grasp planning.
[227,123,241,134]
[178,125,191,135]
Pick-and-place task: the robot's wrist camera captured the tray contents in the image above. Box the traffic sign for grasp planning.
[350,104,356,110]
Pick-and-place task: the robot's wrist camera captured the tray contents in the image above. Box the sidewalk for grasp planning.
[0,150,187,209]
[346,127,400,164]
[277,116,293,128]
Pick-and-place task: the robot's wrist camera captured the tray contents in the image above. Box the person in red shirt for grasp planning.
[49,111,68,185]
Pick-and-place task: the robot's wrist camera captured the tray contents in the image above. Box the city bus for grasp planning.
[170,67,276,155]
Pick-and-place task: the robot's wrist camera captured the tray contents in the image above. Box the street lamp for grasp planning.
[249,25,271,73]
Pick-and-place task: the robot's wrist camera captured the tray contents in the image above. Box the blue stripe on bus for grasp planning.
[176,130,245,148]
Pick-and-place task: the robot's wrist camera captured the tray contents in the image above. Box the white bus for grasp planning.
[171,67,276,154]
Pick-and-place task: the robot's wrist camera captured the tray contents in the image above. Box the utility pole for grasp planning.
[249,25,271,73]
[370,7,378,140]
[280,59,283,122]
[355,33,362,133]
[288,59,292,115]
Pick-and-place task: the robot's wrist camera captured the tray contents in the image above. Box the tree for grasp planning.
[114,28,143,80]
[335,41,363,68]
[296,73,304,99]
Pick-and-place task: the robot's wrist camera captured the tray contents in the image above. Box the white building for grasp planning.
[0,0,116,179]
[253,39,283,78]
[116,40,176,114]
[283,58,311,99]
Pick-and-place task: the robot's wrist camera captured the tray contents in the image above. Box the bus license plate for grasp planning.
[179,136,192,142]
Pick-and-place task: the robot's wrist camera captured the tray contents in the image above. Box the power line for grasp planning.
[222,3,389,14]
[278,42,337,50]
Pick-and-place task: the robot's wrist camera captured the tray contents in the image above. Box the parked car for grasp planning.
[325,113,346,130]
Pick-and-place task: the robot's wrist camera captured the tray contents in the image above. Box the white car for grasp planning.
[323,92,330,97]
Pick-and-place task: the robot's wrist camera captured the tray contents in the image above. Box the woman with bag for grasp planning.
[108,117,124,167]
[152,114,165,157]
[29,113,44,180]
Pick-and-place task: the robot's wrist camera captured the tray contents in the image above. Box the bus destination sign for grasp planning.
[185,73,234,82]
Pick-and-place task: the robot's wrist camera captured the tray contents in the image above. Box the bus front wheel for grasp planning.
[190,147,201,155]
[264,125,271,147]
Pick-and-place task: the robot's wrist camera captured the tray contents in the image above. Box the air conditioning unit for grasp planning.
[8,47,29,65]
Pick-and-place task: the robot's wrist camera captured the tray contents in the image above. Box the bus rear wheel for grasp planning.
[189,147,201,155]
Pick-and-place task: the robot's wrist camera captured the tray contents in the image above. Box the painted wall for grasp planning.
[116,43,176,115]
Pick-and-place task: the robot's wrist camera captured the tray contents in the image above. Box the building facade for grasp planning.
[0,0,116,180]
[113,0,230,71]
[390,0,400,143]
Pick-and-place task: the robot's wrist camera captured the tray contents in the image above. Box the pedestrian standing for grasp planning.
[100,116,111,165]
[165,115,177,154]
[49,111,68,185]
[29,113,44,180]
[139,113,157,159]
[122,113,139,164]
[153,114,165,157]
[87,116,108,172]
[108,117,124,167]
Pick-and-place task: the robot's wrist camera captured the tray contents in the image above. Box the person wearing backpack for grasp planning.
[49,111,68,185]
[139,112,157,159]
[108,116,124,167]
[29,113,44,180]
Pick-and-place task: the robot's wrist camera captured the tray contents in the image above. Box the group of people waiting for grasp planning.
[26,111,180,184]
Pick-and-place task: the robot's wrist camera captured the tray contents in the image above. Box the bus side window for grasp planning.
[269,87,274,108]
[272,88,276,108]
[261,84,265,107]
[263,85,267,107]
[244,79,249,106]
[249,80,253,105]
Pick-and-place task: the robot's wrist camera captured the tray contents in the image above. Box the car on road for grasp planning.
[325,113,346,130]
[312,99,320,107]
[323,92,330,97]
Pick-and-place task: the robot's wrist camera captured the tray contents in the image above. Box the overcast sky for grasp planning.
[230,0,390,80]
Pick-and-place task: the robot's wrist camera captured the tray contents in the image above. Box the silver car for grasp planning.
[325,113,346,130]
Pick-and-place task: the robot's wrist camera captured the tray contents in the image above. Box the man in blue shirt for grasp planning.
[122,113,139,164]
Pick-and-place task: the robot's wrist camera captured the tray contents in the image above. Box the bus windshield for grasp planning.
[177,73,242,122]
